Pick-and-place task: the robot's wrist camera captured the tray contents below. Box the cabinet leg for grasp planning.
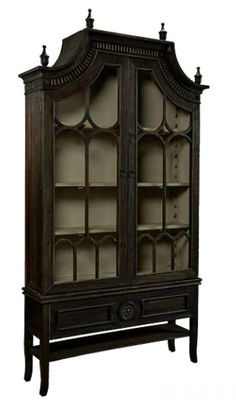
[189,316,198,363]
[39,305,50,397]
[168,320,176,352]
[24,297,33,381]
[24,330,33,381]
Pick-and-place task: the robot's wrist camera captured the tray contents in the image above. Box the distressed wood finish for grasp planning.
[19,18,208,396]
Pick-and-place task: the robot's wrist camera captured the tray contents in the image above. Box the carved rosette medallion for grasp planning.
[119,301,137,321]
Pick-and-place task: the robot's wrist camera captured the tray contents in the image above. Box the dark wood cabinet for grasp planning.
[19,11,208,396]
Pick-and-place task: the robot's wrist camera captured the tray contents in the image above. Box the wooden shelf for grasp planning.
[31,323,190,362]
[167,223,189,229]
[138,182,189,188]
[138,182,163,187]
[55,182,117,187]
[138,224,162,231]
[137,223,189,231]
[55,225,116,235]
[167,182,189,188]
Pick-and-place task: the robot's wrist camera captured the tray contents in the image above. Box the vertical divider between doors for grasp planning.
[119,58,129,282]
[127,58,137,281]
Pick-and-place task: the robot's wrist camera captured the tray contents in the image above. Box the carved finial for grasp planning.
[159,23,167,40]
[86,8,94,29]
[194,67,202,84]
[40,45,49,67]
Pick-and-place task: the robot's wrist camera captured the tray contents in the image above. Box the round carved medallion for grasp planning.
[119,301,136,321]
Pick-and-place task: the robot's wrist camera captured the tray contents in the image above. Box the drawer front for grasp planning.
[50,287,195,339]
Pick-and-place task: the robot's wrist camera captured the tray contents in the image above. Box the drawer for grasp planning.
[50,287,194,339]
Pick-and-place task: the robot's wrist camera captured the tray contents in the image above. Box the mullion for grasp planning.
[95,244,99,279]
[85,140,89,235]
[152,241,157,273]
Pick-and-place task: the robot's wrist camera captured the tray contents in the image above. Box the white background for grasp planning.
[1,0,236,410]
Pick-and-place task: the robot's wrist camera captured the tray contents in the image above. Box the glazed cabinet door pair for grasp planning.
[52,56,193,292]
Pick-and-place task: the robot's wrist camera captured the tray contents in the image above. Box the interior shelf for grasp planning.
[137,223,189,231]
[55,182,117,187]
[55,225,116,235]
[31,323,190,362]
[138,182,189,188]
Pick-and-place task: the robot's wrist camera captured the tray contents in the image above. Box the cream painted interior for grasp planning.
[137,238,172,274]
[166,188,189,226]
[54,243,74,283]
[77,239,96,280]
[90,68,118,128]
[54,238,117,283]
[55,188,85,232]
[175,235,189,269]
[137,239,153,273]
[138,136,163,183]
[99,239,117,278]
[166,99,190,132]
[55,91,85,126]
[55,131,85,184]
[156,240,172,272]
[138,71,163,130]
[138,188,162,226]
[89,133,117,184]
[89,188,117,230]
[166,137,190,184]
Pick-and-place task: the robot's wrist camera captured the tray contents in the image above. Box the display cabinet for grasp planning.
[19,10,208,396]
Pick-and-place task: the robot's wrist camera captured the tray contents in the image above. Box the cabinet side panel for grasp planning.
[191,106,200,274]
[25,92,42,290]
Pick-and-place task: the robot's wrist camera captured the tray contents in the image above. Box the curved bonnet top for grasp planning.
[19,15,209,101]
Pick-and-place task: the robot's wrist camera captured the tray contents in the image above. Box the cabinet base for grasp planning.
[31,322,190,362]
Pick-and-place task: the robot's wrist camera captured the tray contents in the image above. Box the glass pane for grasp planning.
[89,188,116,232]
[54,243,73,283]
[175,235,189,269]
[166,188,189,228]
[166,99,190,132]
[90,67,118,128]
[167,137,190,185]
[77,239,96,281]
[55,131,85,184]
[138,136,163,183]
[156,239,172,273]
[99,238,117,278]
[137,238,153,274]
[89,133,117,184]
[53,66,120,284]
[138,71,163,130]
[138,188,162,230]
[55,188,85,235]
[55,91,85,126]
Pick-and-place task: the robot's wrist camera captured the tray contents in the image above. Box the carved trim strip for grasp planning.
[159,56,200,103]
[24,48,96,93]
[95,41,159,58]
[48,48,96,87]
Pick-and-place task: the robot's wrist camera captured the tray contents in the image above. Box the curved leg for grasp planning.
[24,297,33,381]
[168,320,176,352]
[24,331,33,381]
[39,305,50,397]
[189,316,198,363]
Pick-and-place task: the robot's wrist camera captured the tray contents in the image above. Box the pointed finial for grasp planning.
[159,23,167,40]
[40,45,49,67]
[194,67,202,84]
[86,8,94,29]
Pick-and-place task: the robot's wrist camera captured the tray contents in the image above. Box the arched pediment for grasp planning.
[19,28,209,100]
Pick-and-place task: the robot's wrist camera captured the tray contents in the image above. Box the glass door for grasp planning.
[53,66,125,284]
[137,70,191,276]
